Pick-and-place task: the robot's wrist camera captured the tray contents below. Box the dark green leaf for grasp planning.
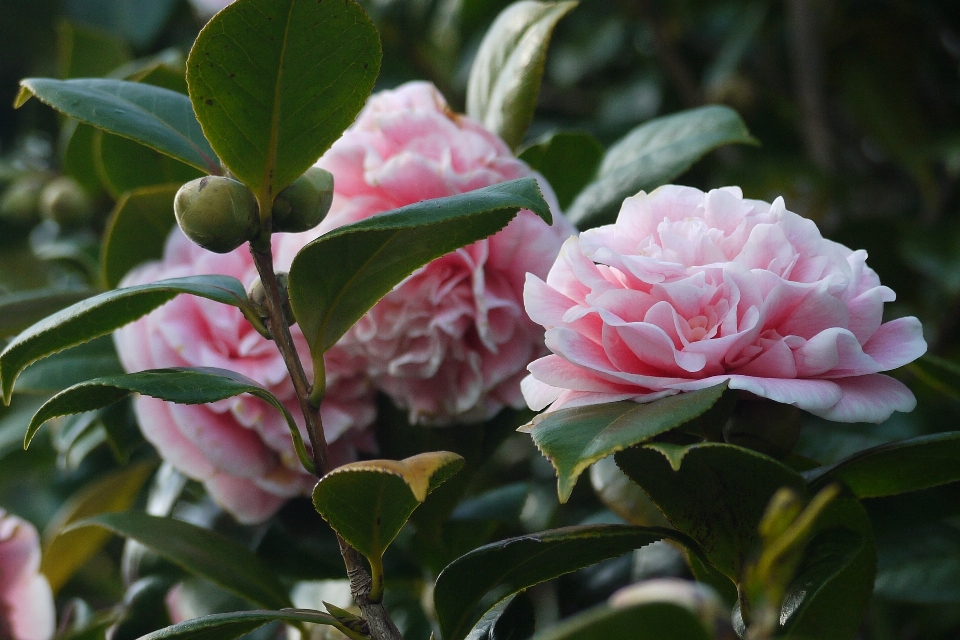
[61,120,107,196]
[0,287,93,339]
[56,19,131,80]
[23,367,312,472]
[523,384,728,502]
[288,178,552,390]
[16,336,124,395]
[466,1,577,149]
[908,353,960,402]
[566,105,757,229]
[615,442,805,579]
[805,432,960,498]
[312,452,464,562]
[15,78,220,174]
[0,276,252,404]
[874,523,960,603]
[465,593,535,640]
[41,462,156,592]
[136,609,336,640]
[100,184,178,288]
[433,524,709,640]
[451,483,529,523]
[63,0,180,49]
[186,0,381,203]
[528,602,710,640]
[74,512,293,610]
[518,130,603,209]
[589,456,672,528]
[93,130,201,197]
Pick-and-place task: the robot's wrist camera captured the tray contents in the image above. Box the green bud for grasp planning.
[271,166,334,233]
[247,272,296,327]
[0,174,47,225]
[174,176,259,254]
[39,176,94,227]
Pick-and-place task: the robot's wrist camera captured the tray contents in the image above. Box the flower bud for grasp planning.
[174,176,259,253]
[39,176,94,227]
[0,174,46,225]
[247,272,295,327]
[271,166,334,233]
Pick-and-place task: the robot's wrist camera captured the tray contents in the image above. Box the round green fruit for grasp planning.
[174,176,259,253]
[38,176,94,227]
[271,166,334,233]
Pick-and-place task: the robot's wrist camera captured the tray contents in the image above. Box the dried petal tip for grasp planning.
[174,176,259,253]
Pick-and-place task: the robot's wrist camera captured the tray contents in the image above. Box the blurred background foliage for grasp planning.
[1,1,959,639]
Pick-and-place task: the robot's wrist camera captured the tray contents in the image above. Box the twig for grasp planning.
[785,0,834,171]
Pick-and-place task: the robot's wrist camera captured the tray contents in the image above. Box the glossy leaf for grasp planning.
[805,432,960,498]
[0,275,251,404]
[566,105,757,228]
[61,120,106,196]
[56,19,131,80]
[186,0,381,203]
[433,524,710,640]
[522,383,728,502]
[16,336,124,395]
[615,442,805,579]
[23,367,312,472]
[518,130,604,208]
[466,0,577,149]
[312,452,465,562]
[136,609,337,640]
[75,512,293,610]
[589,456,671,528]
[528,602,710,640]
[92,130,201,198]
[41,462,155,592]
[288,178,552,386]
[63,0,180,48]
[15,78,219,174]
[100,184,178,288]
[0,288,93,339]
[464,593,535,640]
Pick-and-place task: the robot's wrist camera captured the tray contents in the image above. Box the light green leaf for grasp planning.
[100,184,178,288]
[186,0,381,204]
[615,442,805,579]
[136,609,337,640]
[519,130,604,209]
[15,78,220,174]
[312,452,464,563]
[0,287,93,340]
[433,524,710,640]
[23,367,313,473]
[16,336,124,395]
[0,275,252,404]
[528,602,711,640]
[566,105,757,228]
[74,512,293,610]
[466,0,577,149]
[805,432,960,498]
[288,178,552,396]
[41,462,156,593]
[522,384,729,503]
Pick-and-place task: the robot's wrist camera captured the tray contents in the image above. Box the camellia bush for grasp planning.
[0,1,958,639]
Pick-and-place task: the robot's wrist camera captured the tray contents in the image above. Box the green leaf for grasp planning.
[518,130,604,209]
[312,452,465,563]
[466,0,577,149]
[23,367,313,473]
[874,523,960,604]
[589,456,672,528]
[74,512,293,610]
[778,493,875,640]
[451,482,529,523]
[566,105,757,229]
[63,0,180,49]
[528,602,710,640]
[0,288,93,339]
[908,353,960,402]
[289,178,552,386]
[522,384,728,503]
[15,78,220,174]
[186,0,381,204]
[56,19,131,80]
[0,275,252,404]
[615,442,805,579]
[16,336,124,395]
[805,432,960,498]
[465,593,535,640]
[61,120,107,197]
[92,130,202,198]
[41,462,155,593]
[433,524,709,640]
[135,609,337,640]
[100,184,178,288]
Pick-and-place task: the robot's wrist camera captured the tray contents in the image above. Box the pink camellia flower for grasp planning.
[317,81,575,425]
[114,229,376,524]
[0,509,55,640]
[522,185,927,423]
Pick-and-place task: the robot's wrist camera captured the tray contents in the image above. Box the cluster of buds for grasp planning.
[173,166,334,254]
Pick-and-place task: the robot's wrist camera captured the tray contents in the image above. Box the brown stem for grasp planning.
[250,243,330,474]
[248,239,403,640]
